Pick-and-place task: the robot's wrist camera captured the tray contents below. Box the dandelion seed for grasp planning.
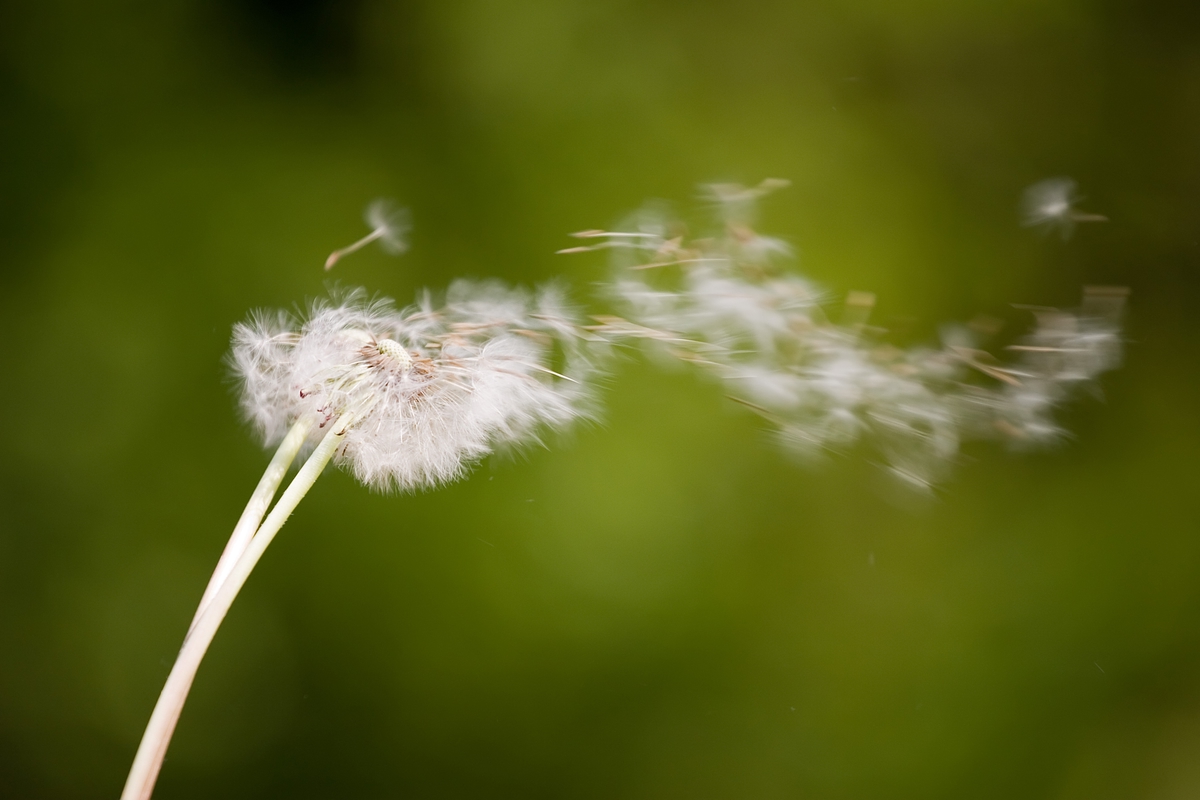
[324,198,411,270]
[1021,177,1108,240]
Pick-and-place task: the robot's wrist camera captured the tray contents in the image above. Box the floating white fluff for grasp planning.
[566,179,1126,490]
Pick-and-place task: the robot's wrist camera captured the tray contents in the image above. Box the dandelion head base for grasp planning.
[363,338,415,373]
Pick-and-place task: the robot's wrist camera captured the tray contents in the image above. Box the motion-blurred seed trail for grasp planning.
[567,179,1126,491]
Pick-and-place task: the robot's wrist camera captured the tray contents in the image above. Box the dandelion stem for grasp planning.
[325,228,384,270]
[186,417,313,637]
[120,414,353,800]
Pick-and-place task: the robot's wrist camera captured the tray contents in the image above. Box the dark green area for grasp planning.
[2,1,1199,798]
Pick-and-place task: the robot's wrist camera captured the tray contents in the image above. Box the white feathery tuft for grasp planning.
[365,199,411,255]
[230,282,599,492]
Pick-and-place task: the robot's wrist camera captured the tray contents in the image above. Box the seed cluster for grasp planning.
[230,283,598,491]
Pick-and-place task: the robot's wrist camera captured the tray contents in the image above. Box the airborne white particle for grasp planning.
[1020,177,1108,239]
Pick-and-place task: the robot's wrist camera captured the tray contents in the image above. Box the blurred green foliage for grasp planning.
[2,1,1200,798]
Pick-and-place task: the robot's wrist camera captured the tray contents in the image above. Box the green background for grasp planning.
[2,1,1199,798]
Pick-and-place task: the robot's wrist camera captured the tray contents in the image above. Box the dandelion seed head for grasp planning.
[231,283,598,492]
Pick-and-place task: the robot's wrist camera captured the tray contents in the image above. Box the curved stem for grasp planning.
[120,414,353,800]
[324,228,384,270]
[187,417,313,637]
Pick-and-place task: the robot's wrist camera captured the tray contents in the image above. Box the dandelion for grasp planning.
[233,282,597,491]
[1020,177,1108,239]
[122,182,1127,800]
[324,198,411,270]
[120,280,597,800]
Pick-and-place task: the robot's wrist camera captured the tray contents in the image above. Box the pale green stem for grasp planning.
[324,228,384,270]
[186,417,313,637]
[120,414,354,800]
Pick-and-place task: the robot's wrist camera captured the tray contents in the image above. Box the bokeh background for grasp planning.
[3,1,1200,798]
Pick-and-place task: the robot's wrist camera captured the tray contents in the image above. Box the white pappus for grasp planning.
[230,281,599,492]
